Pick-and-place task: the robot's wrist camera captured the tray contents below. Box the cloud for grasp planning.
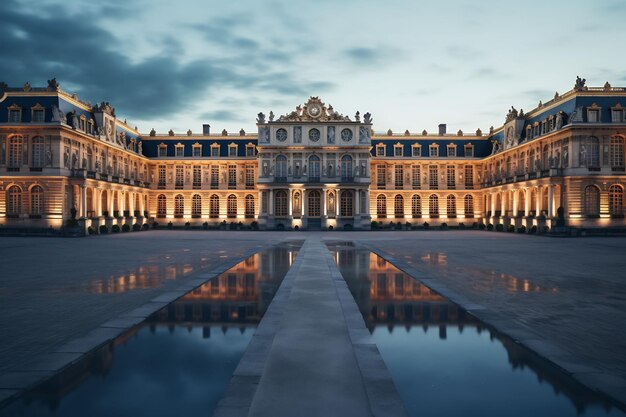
[199,110,241,122]
[344,47,389,66]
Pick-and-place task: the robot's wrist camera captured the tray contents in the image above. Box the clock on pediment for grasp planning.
[307,103,322,119]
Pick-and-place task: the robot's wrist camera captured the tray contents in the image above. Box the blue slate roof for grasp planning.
[141,138,256,158]
[370,138,492,158]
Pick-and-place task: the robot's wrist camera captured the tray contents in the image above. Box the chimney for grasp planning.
[438,124,446,136]
[202,124,211,135]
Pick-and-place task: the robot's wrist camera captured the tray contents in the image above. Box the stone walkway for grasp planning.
[215,238,406,417]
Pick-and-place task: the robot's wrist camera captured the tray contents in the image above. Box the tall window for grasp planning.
[429,194,439,217]
[7,186,22,216]
[610,136,624,168]
[192,145,202,157]
[429,165,438,188]
[584,186,600,217]
[158,165,166,187]
[412,165,421,189]
[245,195,255,218]
[308,190,320,217]
[8,136,23,168]
[210,166,219,188]
[228,144,237,157]
[464,195,474,216]
[174,194,184,217]
[30,185,44,215]
[8,107,21,123]
[447,145,456,157]
[175,144,184,157]
[376,195,386,218]
[245,165,255,188]
[447,166,456,188]
[193,166,201,188]
[394,194,404,218]
[275,190,287,216]
[175,165,184,188]
[157,194,166,217]
[464,165,473,188]
[228,165,237,188]
[340,191,353,217]
[412,145,421,157]
[276,155,287,179]
[192,194,202,217]
[210,195,219,218]
[341,155,353,180]
[609,185,623,216]
[542,145,550,170]
[227,194,237,218]
[394,144,403,157]
[586,137,600,168]
[211,144,220,157]
[377,165,386,187]
[309,156,320,181]
[394,165,404,189]
[464,144,474,157]
[158,145,167,157]
[429,144,439,157]
[31,137,45,168]
[446,195,456,217]
[411,195,421,217]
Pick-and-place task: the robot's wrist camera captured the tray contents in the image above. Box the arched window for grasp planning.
[464,195,474,217]
[245,194,255,218]
[7,185,22,216]
[340,190,353,217]
[411,195,421,218]
[30,185,44,215]
[210,195,219,218]
[275,190,287,216]
[227,194,237,218]
[446,195,456,217]
[309,155,320,181]
[157,194,166,217]
[276,155,287,179]
[609,185,623,216]
[174,194,184,217]
[308,190,321,217]
[192,194,202,217]
[529,149,536,172]
[8,136,23,168]
[341,155,353,180]
[584,185,600,217]
[429,194,439,217]
[394,195,404,218]
[610,136,625,168]
[31,137,45,168]
[376,195,387,218]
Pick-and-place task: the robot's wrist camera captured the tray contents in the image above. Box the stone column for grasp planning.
[490,192,496,216]
[269,189,274,216]
[322,188,327,217]
[536,187,542,215]
[363,190,370,216]
[500,192,506,216]
[288,189,293,216]
[524,189,531,216]
[355,189,360,215]
[512,191,519,217]
[303,190,308,217]
[548,185,555,217]
[80,185,87,218]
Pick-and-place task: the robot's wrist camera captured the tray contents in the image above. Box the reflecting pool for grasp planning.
[0,241,301,417]
[327,242,625,417]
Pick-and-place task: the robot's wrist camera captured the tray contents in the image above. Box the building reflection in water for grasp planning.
[0,242,301,417]
[328,242,623,417]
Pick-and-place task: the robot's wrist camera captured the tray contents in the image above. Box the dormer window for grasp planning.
[211,143,220,157]
[464,143,474,157]
[447,144,457,157]
[611,105,624,122]
[376,143,386,157]
[246,143,256,157]
[31,104,45,122]
[88,119,95,135]
[526,125,532,140]
[8,104,21,123]
[228,143,238,157]
[533,123,539,137]
[192,143,202,157]
[79,115,87,132]
[429,143,439,157]
[412,144,422,157]
[548,116,554,131]
[158,143,168,157]
[175,143,184,157]
[394,143,403,157]
[587,104,601,123]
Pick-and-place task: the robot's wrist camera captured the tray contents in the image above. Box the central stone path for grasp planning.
[214,238,407,417]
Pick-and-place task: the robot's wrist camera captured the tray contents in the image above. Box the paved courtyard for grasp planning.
[1,230,625,411]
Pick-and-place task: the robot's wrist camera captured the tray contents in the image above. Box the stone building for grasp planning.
[0,77,625,231]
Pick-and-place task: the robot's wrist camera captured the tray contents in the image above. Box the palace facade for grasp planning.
[1,77,625,232]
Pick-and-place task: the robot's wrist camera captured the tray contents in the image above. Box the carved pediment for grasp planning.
[276,97,352,122]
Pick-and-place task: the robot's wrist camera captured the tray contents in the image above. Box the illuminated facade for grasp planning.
[1,77,625,232]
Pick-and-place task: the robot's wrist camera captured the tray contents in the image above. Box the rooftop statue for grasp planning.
[574,76,587,91]
[256,112,266,123]
[150,128,156,136]
[363,112,372,124]
[47,78,60,91]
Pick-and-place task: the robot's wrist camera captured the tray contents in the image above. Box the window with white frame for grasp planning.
[157,194,167,216]
[412,165,421,189]
[412,144,421,157]
[587,106,600,123]
[446,195,456,217]
[245,165,255,187]
[31,105,45,122]
[158,165,166,187]
[31,136,45,168]
[174,194,184,217]
[411,195,421,217]
[192,144,202,157]
[376,143,386,157]
[8,105,21,123]
[210,195,219,217]
[395,165,403,188]
[612,107,624,123]
[227,194,237,218]
[193,165,201,188]
[8,135,23,168]
[429,194,439,216]
[245,195,255,218]
[211,144,220,157]
[377,165,386,187]
[429,165,438,188]
[429,144,439,157]
[447,144,457,157]
[464,194,474,216]
[246,144,255,157]
[340,191,354,217]
[210,165,219,187]
[464,143,474,157]
[394,194,404,218]
[609,136,624,168]
[228,144,238,157]
[376,195,386,217]
[175,165,184,187]
[7,186,22,216]
[464,165,473,187]
[447,165,456,188]
[394,144,403,157]
[609,185,623,216]
[158,144,167,157]
[192,194,202,217]
[30,185,44,215]
[175,144,184,157]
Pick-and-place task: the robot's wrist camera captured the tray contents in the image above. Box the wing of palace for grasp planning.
[1,77,625,232]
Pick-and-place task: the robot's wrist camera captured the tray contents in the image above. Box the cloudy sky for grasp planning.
[2,0,625,135]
